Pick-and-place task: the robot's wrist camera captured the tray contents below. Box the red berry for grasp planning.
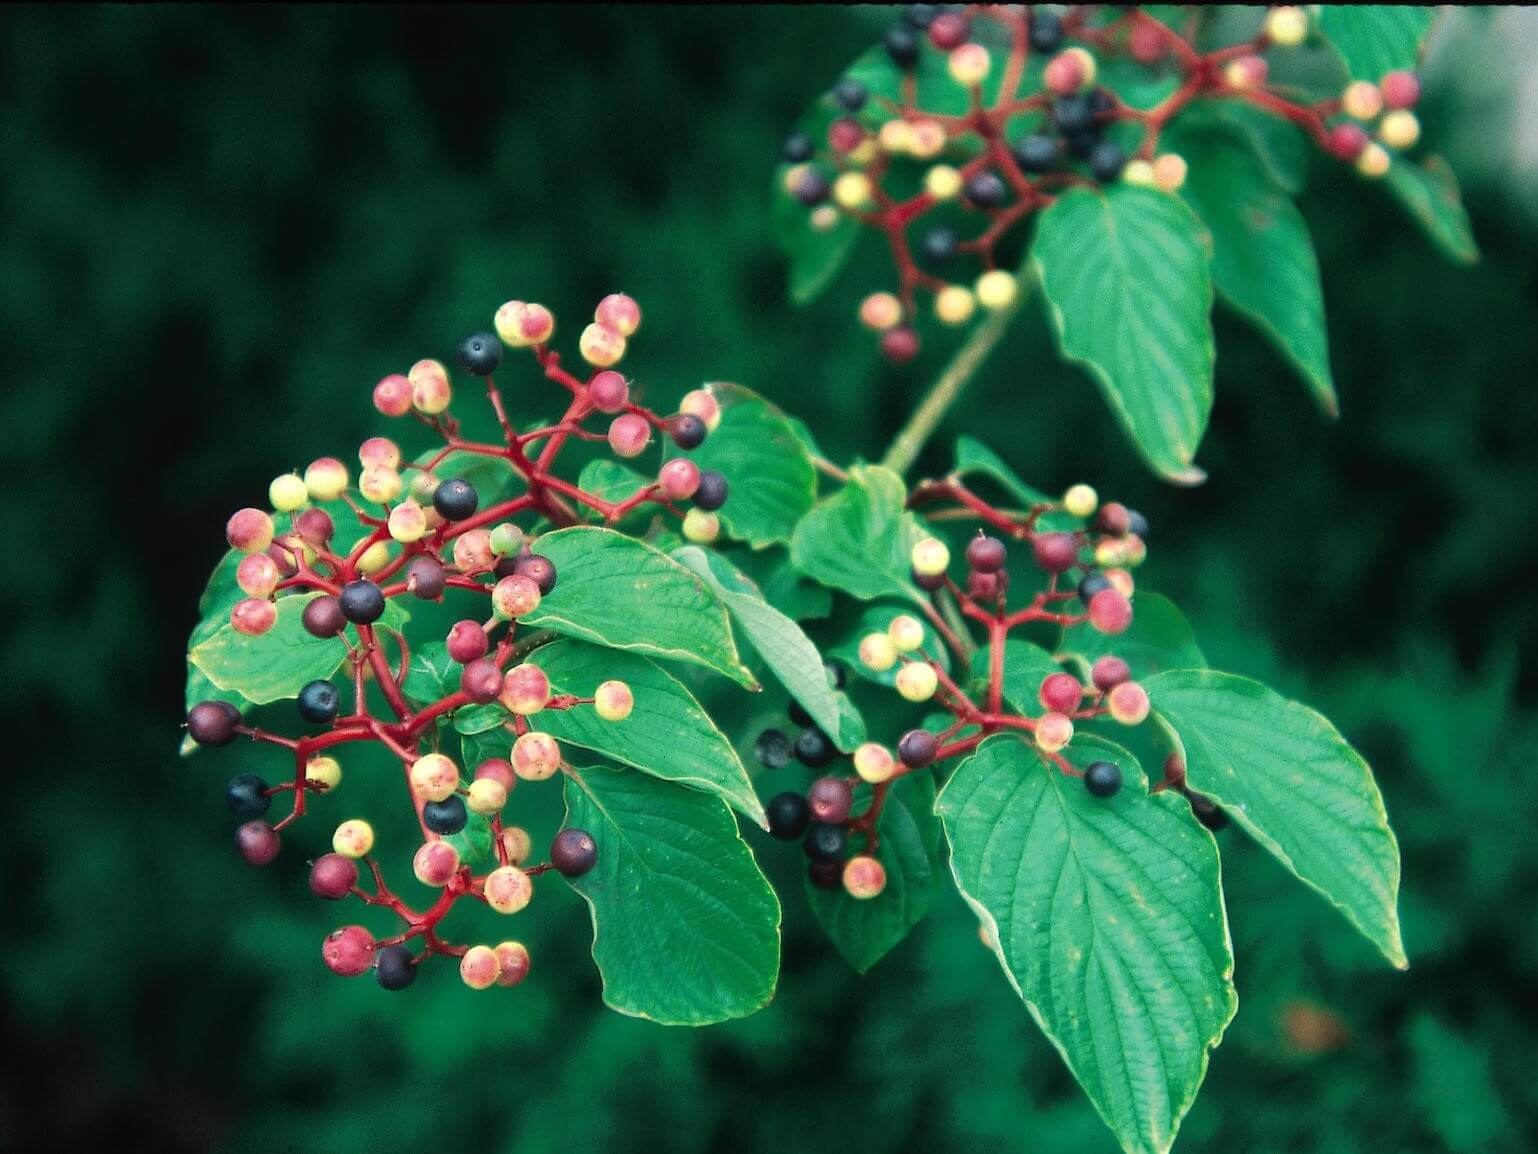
[828,117,865,153]
[1128,21,1166,63]
[588,370,629,413]
[1039,672,1083,714]
[1088,589,1133,634]
[1326,122,1370,161]
[309,853,359,899]
[880,326,921,364]
[1380,70,1420,110]
[460,657,505,704]
[927,11,970,49]
[235,820,281,866]
[295,507,334,546]
[965,534,1007,573]
[322,925,376,977]
[302,595,346,638]
[1032,532,1079,573]
[1091,655,1132,691]
[808,776,854,824]
[187,700,241,746]
[447,619,489,663]
[1096,502,1131,535]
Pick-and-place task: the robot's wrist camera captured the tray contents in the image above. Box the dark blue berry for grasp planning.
[375,944,416,991]
[1125,509,1150,539]
[885,24,920,68]
[1067,128,1102,160]
[791,168,831,206]
[338,580,385,625]
[433,478,478,521]
[551,828,598,877]
[767,792,811,840]
[834,79,869,111]
[1077,572,1112,605]
[782,131,815,164]
[1053,94,1096,134]
[1084,760,1123,798]
[297,679,340,724]
[225,773,271,820]
[906,3,939,28]
[670,414,708,450]
[694,470,729,511]
[755,728,793,770]
[824,660,848,690]
[794,727,836,769]
[1013,133,1061,173]
[1089,141,1127,183]
[423,795,467,835]
[964,171,1009,208]
[1188,791,1229,831]
[922,226,959,262]
[808,859,842,889]
[787,698,813,728]
[898,728,938,768]
[803,821,847,863]
[456,331,502,376]
[1030,9,1064,52]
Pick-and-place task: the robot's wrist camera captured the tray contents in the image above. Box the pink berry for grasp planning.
[1032,532,1079,574]
[928,11,970,50]
[474,757,517,793]
[460,658,505,704]
[1044,50,1086,96]
[588,370,630,413]
[499,663,551,715]
[1380,70,1420,110]
[659,458,701,501]
[1326,122,1370,161]
[373,372,413,416]
[594,293,642,337]
[322,925,376,977]
[236,553,281,598]
[235,820,280,865]
[1091,655,1132,691]
[225,507,274,554]
[231,597,276,636]
[1128,21,1166,63]
[413,840,462,887]
[608,413,652,458]
[828,116,864,153]
[1039,672,1083,714]
[491,574,541,620]
[309,853,358,899]
[880,326,920,364]
[494,941,532,987]
[294,507,334,545]
[453,528,495,574]
[1107,681,1151,725]
[1088,589,1133,635]
[447,620,489,663]
[808,777,854,824]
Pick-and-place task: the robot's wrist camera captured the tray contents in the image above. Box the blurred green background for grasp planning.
[4,6,1537,1152]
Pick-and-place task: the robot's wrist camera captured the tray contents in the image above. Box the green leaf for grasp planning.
[1384,156,1479,266]
[1178,129,1336,415]
[189,591,408,706]
[1145,669,1406,968]
[951,436,1080,532]
[790,464,923,604]
[575,459,652,520]
[402,641,458,709]
[1173,100,1309,193]
[937,734,1236,1154]
[416,447,524,505]
[1033,186,1214,484]
[518,526,757,689]
[563,764,781,1025]
[774,175,862,307]
[971,638,1063,716]
[833,602,951,690]
[1318,6,1436,82]
[523,638,765,827]
[677,383,817,548]
[674,547,864,752]
[806,773,939,973]
[443,808,493,867]
[1059,593,1205,682]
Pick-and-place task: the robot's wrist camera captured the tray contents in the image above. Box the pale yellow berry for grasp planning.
[1379,109,1420,150]
[887,614,925,652]
[948,43,991,87]
[878,119,914,154]
[809,204,841,231]
[356,540,392,574]
[494,301,555,348]
[1105,567,1136,598]
[1066,46,1097,87]
[1264,6,1308,47]
[578,322,627,368]
[848,138,880,167]
[484,865,533,914]
[683,508,721,544]
[679,388,722,431]
[975,269,1018,311]
[1034,712,1074,753]
[853,743,896,784]
[859,291,903,331]
[843,854,888,899]
[781,163,814,196]
[269,473,308,512]
[410,753,460,803]
[1342,81,1383,121]
[388,500,429,543]
[500,826,533,865]
[895,661,939,703]
[1355,142,1391,178]
[499,664,551,716]
[909,119,946,159]
[408,359,452,415]
[934,284,976,325]
[594,680,634,722]
[1123,159,1156,186]
[910,537,950,577]
[511,731,562,781]
[1107,681,1151,725]
[858,632,898,673]
[1063,484,1098,518]
[925,164,962,200]
[359,465,403,504]
[304,457,349,502]
[332,819,374,859]
[460,944,501,990]
[468,778,509,815]
[306,755,342,792]
[833,171,874,211]
[1153,153,1188,192]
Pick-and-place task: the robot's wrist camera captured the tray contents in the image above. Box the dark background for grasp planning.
[4,6,1536,1153]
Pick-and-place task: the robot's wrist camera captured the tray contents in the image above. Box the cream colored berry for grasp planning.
[410,754,460,803]
[468,778,509,815]
[269,473,309,512]
[858,632,898,673]
[975,270,1018,311]
[887,614,925,652]
[853,742,896,784]
[895,661,939,703]
[332,819,374,859]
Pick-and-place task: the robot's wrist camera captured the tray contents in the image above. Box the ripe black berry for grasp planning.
[755,728,793,769]
[514,552,558,594]
[1030,9,1064,52]
[551,827,599,877]
[456,330,502,376]
[964,171,1008,208]
[693,470,729,512]
[1066,128,1102,160]
[803,821,847,863]
[1052,94,1096,134]
[1187,790,1229,831]
[1084,760,1123,798]
[375,944,417,991]
[433,478,479,521]
[1012,133,1061,173]
[406,556,446,600]
[423,795,468,835]
[905,3,938,28]
[302,594,347,638]
[1124,508,1150,539]
[1077,571,1112,605]
[297,679,341,724]
[885,24,920,68]
[834,79,868,111]
[766,792,811,840]
[782,131,815,164]
[1089,141,1127,183]
[794,727,836,769]
[966,533,1007,574]
[670,413,708,450]
[338,579,385,625]
[898,728,938,768]
[787,698,813,728]
[187,700,240,747]
[225,773,271,819]
[791,168,831,206]
[923,226,959,262]
[808,860,842,890]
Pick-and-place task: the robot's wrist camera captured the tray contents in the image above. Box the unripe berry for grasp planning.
[794,727,836,769]
[294,507,334,545]
[948,43,991,87]
[608,413,651,458]
[332,818,374,858]
[896,661,939,702]
[1107,681,1151,725]
[1223,54,1268,91]
[551,827,599,878]
[594,679,634,722]
[843,854,888,900]
[306,755,342,792]
[226,507,275,554]
[965,534,1007,573]
[269,472,309,512]
[766,791,812,840]
[495,300,555,347]
[1091,655,1132,691]
[500,825,534,865]
[1128,20,1167,63]
[579,322,627,367]
[1084,760,1123,798]
[898,728,938,768]
[803,821,847,863]
[683,508,721,544]
[975,270,1018,311]
[1355,141,1391,178]
[302,595,346,638]
[879,615,920,654]
[1264,6,1308,47]
[470,761,515,800]
[423,794,467,835]
[828,116,865,154]
[456,330,503,376]
[413,839,462,887]
[494,941,532,987]
[880,325,921,364]
[1110,561,1143,593]
[468,777,508,815]
[323,925,376,977]
[231,597,277,636]
[858,632,898,673]
[1063,483,1098,518]
[309,852,358,899]
[908,118,947,159]
[266,540,300,578]
[1342,81,1383,121]
[1153,152,1188,192]
[338,579,385,624]
[492,574,542,620]
[485,865,534,914]
[1032,532,1078,573]
[359,464,403,504]
[859,291,903,331]
[460,944,501,990]
[808,776,854,824]
[236,820,281,865]
[669,413,708,450]
[373,372,414,416]
[512,731,562,781]
[408,359,452,416]
[925,165,963,202]
[489,523,524,558]
[589,294,641,340]
[1379,109,1420,150]
[1381,70,1421,110]
[1088,587,1133,634]
[1123,158,1156,186]
[1039,672,1083,714]
[1044,47,1095,96]
[659,458,702,501]
[388,500,428,543]
[833,171,874,211]
[1035,711,1074,753]
[188,700,241,746]
[411,753,460,803]
[934,284,976,325]
[853,742,896,784]
[1326,121,1370,162]
[789,165,831,206]
[911,537,950,577]
[237,555,279,600]
[579,370,627,416]
[226,773,270,819]
[447,619,489,663]
[679,388,722,431]
[460,657,504,705]
[375,944,417,991]
[692,469,729,512]
[452,529,494,574]
[304,457,350,501]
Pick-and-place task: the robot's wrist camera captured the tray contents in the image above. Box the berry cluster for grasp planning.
[189,293,728,991]
[761,474,1212,890]
[779,4,1431,361]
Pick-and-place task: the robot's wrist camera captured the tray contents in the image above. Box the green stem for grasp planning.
[879,280,1029,476]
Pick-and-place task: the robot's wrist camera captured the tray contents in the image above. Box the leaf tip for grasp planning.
[1165,463,1208,487]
